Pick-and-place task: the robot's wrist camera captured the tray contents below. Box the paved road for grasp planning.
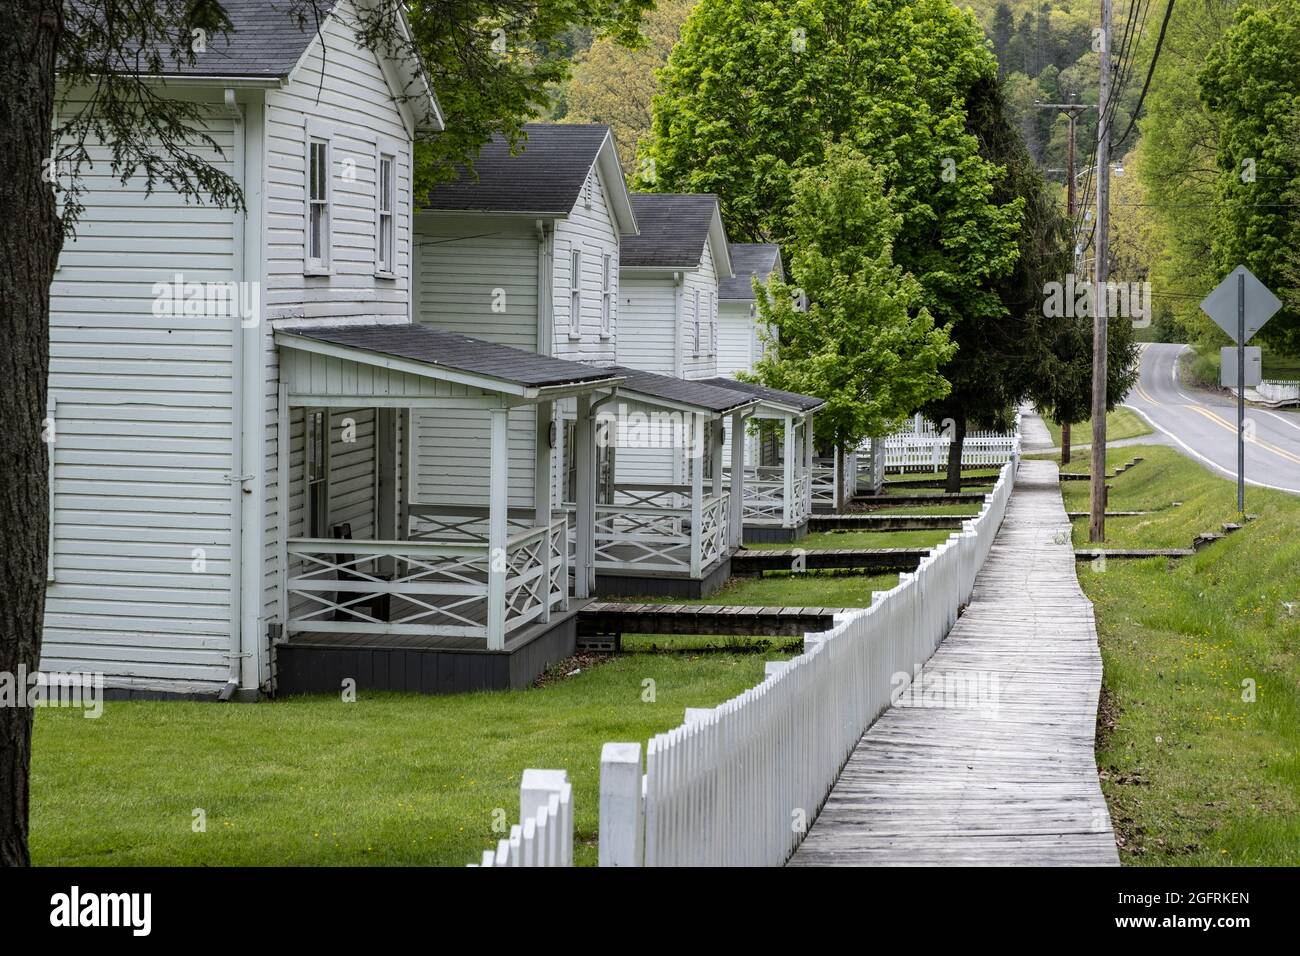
[1125,342,1300,495]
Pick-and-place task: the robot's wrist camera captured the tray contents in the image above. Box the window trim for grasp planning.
[375,137,403,279]
[304,120,333,276]
[568,247,583,339]
[692,288,702,356]
[600,253,613,338]
[305,408,331,538]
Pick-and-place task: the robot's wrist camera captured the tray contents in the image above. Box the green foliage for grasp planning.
[748,145,955,452]
[406,0,654,192]
[1199,0,1300,351]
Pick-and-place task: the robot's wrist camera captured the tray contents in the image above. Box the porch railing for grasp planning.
[592,484,730,577]
[285,514,567,644]
[725,468,811,528]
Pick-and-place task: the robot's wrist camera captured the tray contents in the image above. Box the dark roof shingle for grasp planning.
[598,366,758,413]
[700,377,825,413]
[422,124,613,215]
[621,194,718,268]
[719,244,782,300]
[125,0,335,78]
[284,323,620,390]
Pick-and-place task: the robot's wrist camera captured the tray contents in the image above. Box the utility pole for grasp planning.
[1035,101,1092,216]
[1089,0,1112,543]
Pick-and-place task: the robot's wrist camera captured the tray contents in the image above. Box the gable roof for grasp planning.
[76,1,443,130]
[597,366,758,415]
[720,244,783,300]
[699,377,825,414]
[421,124,637,233]
[278,323,621,393]
[621,194,732,277]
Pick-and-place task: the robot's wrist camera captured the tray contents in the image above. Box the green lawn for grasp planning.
[617,569,900,610]
[1261,351,1300,381]
[31,654,778,867]
[863,502,983,516]
[1041,407,1152,449]
[1064,444,1300,864]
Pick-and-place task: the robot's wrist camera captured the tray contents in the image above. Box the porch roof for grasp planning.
[595,366,759,415]
[700,377,825,415]
[276,323,623,399]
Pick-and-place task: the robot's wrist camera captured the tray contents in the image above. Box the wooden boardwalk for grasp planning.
[789,459,1119,866]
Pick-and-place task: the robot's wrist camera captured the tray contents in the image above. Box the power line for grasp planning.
[1112,0,1177,153]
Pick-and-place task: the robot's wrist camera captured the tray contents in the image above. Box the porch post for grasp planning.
[277,383,290,635]
[782,414,795,529]
[487,405,510,649]
[534,401,554,622]
[575,394,595,598]
[689,412,704,578]
[710,417,724,498]
[377,407,399,575]
[728,411,745,550]
[802,414,814,518]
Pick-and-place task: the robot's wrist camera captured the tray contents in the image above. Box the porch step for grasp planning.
[578,602,844,637]
[852,491,987,507]
[809,514,968,532]
[732,547,927,574]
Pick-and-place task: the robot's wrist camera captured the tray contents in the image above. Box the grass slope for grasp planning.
[32,654,777,867]
[1041,408,1151,449]
[1063,445,1300,864]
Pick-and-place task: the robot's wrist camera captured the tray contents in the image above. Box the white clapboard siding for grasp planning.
[44,104,238,692]
[262,3,412,322]
[598,455,1020,866]
[413,402,536,508]
[553,164,620,365]
[717,300,756,379]
[616,276,675,375]
[680,239,720,382]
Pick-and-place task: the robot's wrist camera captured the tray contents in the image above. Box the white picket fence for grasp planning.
[596,456,1018,866]
[470,769,574,866]
[881,413,1021,473]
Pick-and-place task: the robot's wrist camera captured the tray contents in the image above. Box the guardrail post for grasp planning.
[599,743,644,867]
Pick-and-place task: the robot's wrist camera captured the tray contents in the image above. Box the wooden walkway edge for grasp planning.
[788,459,1120,866]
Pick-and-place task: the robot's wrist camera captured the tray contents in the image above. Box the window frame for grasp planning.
[568,247,583,339]
[692,288,702,356]
[304,121,334,275]
[305,408,331,538]
[600,253,613,338]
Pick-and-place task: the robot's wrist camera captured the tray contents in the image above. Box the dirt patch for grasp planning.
[531,652,612,688]
[1095,679,1120,752]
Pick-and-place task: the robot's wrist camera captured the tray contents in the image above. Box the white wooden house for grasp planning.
[44,2,621,699]
[412,138,758,598]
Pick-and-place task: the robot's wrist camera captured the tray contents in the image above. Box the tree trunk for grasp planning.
[1061,419,1072,465]
[0,0,62,867]
[943,417,967,493]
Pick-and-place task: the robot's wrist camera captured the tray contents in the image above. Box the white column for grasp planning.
[277,384,290,635]
[802,414,814,519]
[710,417,724,498]
[575,394,595,598]
[377,407,399,576]
[487,405,509,649]
[729,411,745,549]
[782,414,795,529]
[534,400,554,621]
[689,412,704,578]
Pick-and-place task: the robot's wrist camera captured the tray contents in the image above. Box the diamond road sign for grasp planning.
[1200,265,1282,344]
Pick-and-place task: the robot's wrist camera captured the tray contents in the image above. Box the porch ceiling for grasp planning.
[275,322,623,402]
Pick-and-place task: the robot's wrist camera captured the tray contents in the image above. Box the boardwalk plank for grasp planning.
[788,459,1119,867]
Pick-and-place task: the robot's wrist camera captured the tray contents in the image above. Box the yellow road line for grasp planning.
[1185,404,1300,466]
[1134,383,1162,407]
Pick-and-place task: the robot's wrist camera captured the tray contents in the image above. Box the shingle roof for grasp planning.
[720,244,782,300]
[598,366,758,414]
[422,124,614,215]
[621,194,719,268]
[120,0,335,78]
[700,377,825,413]
[284,323,621,390]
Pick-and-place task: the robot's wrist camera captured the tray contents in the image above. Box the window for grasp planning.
[692,288,701,355]
[306,135,331,272]
[306,410,329,538]
[600,254,613,337]
[710,292,718,355]
[569,249,582,337]
[376,153,395,275]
